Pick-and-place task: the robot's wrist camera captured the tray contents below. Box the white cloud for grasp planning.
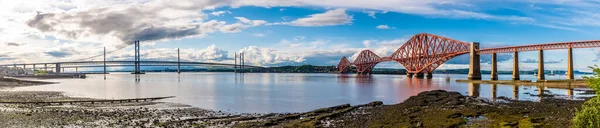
[238,46,305,65]
[363,10,387,19]
[219,23,248,33]
[234,17,267,26]
[185,44,229,61]
[210,11,230,16]
[376,24,395,29]
[288,8,353,27]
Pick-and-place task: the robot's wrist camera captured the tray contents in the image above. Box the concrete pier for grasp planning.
[490,53,498,80]
[567,47,574,80]
[415,73,425,78]
[406,73,414,78]
[426,73,433,79]
[538,50,545,81]
[55,63,61,73]
[467,42,481,80]
[512,52,520,80]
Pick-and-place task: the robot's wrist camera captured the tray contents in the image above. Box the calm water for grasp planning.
[4,73,594,113]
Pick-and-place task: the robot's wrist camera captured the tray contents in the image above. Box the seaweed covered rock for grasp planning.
[403,90,466,106]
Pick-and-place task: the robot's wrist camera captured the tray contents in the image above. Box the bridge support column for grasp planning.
[415,73,424,78]
[537,50,545,81]
[567,47,574,80]
[512,52,520,80]
[468,42,481,80]
[406,73,413,78]
[490,53,498,80]
[177,48,181,74]
[44,64,47,71]
[426,73,433,79]
[55,63,61,74]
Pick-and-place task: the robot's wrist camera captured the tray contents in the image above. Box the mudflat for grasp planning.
[0,78,588,127]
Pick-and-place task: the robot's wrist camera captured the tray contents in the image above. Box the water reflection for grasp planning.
[538,86,545,101]
[355,74,374,84]
[6,73,593,113]
[568,87,574,99]
[468,83,480,97]
[491,84,497,101]
[513,85,519,100]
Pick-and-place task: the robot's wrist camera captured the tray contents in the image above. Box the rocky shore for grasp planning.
[0,78,589,127]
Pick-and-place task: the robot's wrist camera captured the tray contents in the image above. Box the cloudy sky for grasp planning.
[2,0,600,71]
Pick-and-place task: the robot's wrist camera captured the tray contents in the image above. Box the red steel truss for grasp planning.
[337,56,352,73]
[478,40,600,54]
[338,33,600,74]
[353,50,382,74]
[337,33,471,74]
[391,33,470,73]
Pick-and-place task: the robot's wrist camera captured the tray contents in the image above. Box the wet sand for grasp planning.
[0,78,590,127]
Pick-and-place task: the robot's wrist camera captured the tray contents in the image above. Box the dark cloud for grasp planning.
[0,54,16,61]
[128,26,201,44]
[521,58,562,64]
[24,2,252,45]
[44,51,73,57]
[6,42,23,46]
[44,48,79,58]
[26,12,56,32]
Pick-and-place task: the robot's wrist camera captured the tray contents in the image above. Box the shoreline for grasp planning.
[0,78,591,127]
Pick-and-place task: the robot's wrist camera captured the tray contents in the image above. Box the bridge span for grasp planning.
[0,40,261,74]
[337,33,600,81]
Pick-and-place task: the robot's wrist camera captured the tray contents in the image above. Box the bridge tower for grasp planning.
[55,63,61,74]
[132,40,144,74]
[177,48,181,74]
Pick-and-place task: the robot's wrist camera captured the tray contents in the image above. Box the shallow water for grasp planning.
[4,72,594,113]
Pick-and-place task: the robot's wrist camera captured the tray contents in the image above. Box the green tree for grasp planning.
[573,65,600,127]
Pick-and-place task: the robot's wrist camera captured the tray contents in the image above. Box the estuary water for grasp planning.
[4,72,594,113]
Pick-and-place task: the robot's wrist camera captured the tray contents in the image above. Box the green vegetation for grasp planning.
[573,65,600,128]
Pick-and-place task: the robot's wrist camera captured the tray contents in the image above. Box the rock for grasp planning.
[403,90,467,106]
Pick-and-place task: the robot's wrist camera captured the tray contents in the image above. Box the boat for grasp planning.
[548,70,555,76]
[533,73,537,76]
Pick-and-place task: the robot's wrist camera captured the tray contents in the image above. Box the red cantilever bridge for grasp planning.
[337,33,600,80]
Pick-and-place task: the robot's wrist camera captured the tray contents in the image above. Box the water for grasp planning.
[4,73,594,113]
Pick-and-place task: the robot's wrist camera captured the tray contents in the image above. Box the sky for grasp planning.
[1,0,600,72]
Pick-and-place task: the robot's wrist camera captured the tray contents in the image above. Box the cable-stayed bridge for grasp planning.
[0,41,261,74]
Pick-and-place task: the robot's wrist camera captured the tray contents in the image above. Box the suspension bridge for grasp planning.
[338,33,600,80]
[0,40,261,74]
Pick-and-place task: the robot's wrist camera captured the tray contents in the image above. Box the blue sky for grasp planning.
[1,0,600,71]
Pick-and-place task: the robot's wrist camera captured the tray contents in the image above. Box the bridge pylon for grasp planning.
[132,40,145,74]
[467,42,481,80]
